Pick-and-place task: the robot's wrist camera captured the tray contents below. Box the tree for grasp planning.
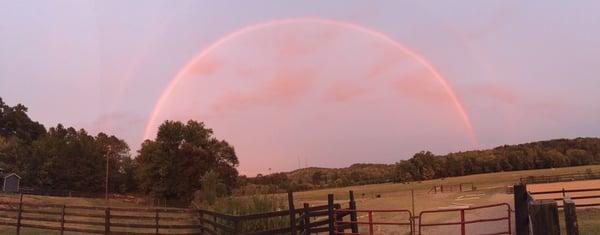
[312,171,323,185]
[0,98,45,143]
[96,133,134,193]
[136,120,239,202]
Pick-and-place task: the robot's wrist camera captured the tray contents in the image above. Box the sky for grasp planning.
[1,1,600,175]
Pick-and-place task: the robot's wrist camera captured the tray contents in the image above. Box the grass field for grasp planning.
[1,165,600,234]
[288,164,600,234]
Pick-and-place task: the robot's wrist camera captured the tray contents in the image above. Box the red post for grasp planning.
[460,209,465,235]
[368,211,374,235]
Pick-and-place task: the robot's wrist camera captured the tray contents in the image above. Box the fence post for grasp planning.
[233,218,241,235]
[60,204,66,235]
[334,204,344,233]
[303,203,310,235]
[563,197,579,235]
[348,191,358,233]
[16,193,23,235]
[327,194,334,235]
[104,207,110,235]
[368,211,373,235]
[411,189,416,235]
[514,183,530,235]
[529,199,559,235]
[213,214,217,233]
[198,210,204,234]
[288,191,297,235]
[155,209,160,235]
[460,209,466,235]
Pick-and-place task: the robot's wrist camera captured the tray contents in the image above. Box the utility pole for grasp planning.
[105,146,111,201]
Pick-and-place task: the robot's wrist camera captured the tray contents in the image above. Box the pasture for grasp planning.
[0,164,599,234]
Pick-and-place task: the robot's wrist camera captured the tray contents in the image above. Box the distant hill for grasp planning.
[237,137,600,194]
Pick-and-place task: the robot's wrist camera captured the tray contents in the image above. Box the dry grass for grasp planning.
[1,165,600,234]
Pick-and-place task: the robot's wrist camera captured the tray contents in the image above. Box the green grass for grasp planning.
[559,208,600,235]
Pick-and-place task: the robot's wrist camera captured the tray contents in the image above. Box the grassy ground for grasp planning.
[1,165,600,234]
[287,164,600,234]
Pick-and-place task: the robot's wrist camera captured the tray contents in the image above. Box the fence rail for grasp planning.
[527,187,600,208]
[333,209,412,235]
[520,171,600,184]
[418,203,512,235]
[0,194,205,235]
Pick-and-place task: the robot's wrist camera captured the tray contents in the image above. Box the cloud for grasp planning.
[275,24,341,59]
[187,54,221,76]
[364,50,403,80]
[320,80,370,102]
[211,67,316,113]
[471,82,520,105]
[87,111,145,135]
[391,69,449,103]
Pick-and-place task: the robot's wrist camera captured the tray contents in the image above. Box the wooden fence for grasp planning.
[0,191,357,235]
[427,182,475,194]
[514,183,600,235]
[195,192,355,235]
[519,171,600,184]
[0,194,205,234]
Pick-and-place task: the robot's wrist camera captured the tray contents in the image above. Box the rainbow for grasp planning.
[143,17,476,144]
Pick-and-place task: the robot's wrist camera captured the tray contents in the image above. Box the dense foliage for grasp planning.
[393,138,600,182]
[3,97,600,203]
[241,139,600,193]
[0,98,134,193]
[135,120,239,201]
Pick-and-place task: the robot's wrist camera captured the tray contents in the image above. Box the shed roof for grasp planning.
[0,173,21,179]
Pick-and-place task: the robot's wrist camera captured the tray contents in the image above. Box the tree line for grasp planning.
[240,139,600,194]
[3,97,600,202]
[0,98,238,203]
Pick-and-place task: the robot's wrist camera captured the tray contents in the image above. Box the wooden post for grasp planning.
[411,189,416,235]
[198,210,204,234]
[334,204,343,233]
[327,194,334,235]
[155,209,160,235]
[234,219,241,235]
[460,209,466,235]
[60,204,66,235]
[563,197,579,235]
[104,207,110,235]
[529,199,560,235]
[514,183,530,235]
[348,191,358,233]
[16,193,23,235]
[213,214,217,233]
[303,203,310,235]
[288,191,297,235]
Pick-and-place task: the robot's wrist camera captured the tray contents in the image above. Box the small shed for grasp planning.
[0,169,21,193]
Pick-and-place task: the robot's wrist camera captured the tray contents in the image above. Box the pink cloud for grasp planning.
[392,69,449,103]
[211,67,316,113]
[472,82,520,105]
[320,80,370,102]
[187,54,221,75]
[364,48,404,80]
[276,25,341,58]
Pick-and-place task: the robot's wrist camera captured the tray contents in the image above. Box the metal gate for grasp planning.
[333,209,413,235]
[418,203,512,235]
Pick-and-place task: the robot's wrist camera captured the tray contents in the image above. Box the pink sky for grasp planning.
[2,1,600,175]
